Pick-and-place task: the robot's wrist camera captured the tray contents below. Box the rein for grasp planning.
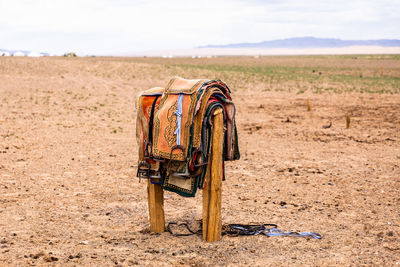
[167,221,321,239]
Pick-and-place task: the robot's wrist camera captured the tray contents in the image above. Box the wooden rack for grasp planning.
[147,109,223,242]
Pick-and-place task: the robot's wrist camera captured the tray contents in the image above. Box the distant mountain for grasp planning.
[199,37,400,49]
[0,48,50,56]
[0,48,29,54]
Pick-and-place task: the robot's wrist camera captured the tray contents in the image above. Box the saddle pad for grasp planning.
[136,87,163,170]
[152,77,207,161]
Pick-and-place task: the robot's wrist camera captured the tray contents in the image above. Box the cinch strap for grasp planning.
[174,93,183,146]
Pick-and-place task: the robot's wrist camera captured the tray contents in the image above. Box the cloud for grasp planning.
[0,0,399,54]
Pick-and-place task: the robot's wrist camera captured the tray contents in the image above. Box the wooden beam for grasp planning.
[147,180,165,233]
[203,109,224,242]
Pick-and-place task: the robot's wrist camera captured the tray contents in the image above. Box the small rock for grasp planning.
[68,252,82,260]
[43,256,58,262]
[31,251,44,259]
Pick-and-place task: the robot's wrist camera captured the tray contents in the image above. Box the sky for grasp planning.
[0,0,399,55]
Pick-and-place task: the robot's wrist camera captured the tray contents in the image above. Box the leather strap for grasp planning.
[147,95,160,151]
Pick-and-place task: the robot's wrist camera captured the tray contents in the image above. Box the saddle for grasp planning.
[136,77,239,197]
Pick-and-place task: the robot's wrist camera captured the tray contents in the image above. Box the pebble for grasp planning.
[44,256,58,262]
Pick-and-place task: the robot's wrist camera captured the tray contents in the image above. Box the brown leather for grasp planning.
[152,77,207,161]
[136,86,163,171]
[136,77,239,197]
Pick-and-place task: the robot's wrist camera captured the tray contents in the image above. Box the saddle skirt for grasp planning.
[136,77,239,197]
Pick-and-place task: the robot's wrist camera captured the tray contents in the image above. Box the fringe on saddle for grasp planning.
[136,77,240,197]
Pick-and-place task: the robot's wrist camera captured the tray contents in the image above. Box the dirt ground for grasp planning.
[0,57,399,266]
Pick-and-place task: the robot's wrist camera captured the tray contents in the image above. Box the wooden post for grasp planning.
[147,179,165,233]
[307,99,311,111]
[202,109,224,242]
[346,114,350,129]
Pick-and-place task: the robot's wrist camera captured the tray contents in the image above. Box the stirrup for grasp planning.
[169,144,185,160]
[150,171,162,179]
[190,148,208,169]
[167,145,185,175]
[149,171,163,185]
[171,164,191,178]
[152,156,166,163]
[137,161,150,180]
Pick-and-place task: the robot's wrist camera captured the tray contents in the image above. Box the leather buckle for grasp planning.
[144,141,152,160]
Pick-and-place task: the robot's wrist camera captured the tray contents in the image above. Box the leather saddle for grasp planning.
[136,77,239,197]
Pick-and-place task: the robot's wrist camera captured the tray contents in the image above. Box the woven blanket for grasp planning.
[136,77,239,197]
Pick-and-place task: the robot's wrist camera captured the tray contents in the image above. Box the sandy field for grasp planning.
[0,56,399,266]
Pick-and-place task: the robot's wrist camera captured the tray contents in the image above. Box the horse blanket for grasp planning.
[136,77,239,197]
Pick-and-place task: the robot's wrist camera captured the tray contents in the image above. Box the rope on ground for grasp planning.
[167,222,322,239]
